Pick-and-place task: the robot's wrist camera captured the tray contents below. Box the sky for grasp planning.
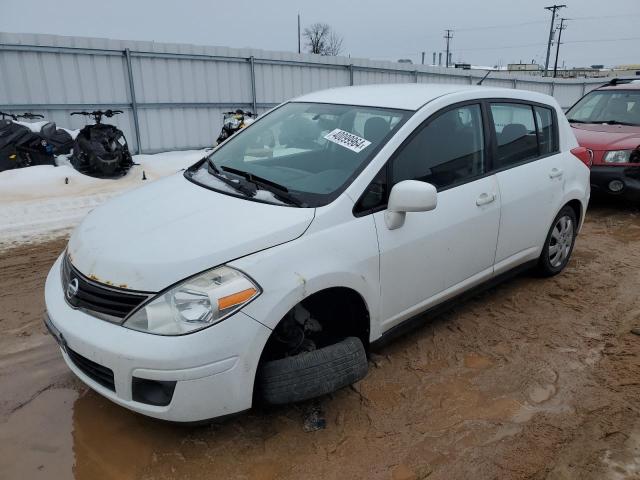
[1,0,638,68]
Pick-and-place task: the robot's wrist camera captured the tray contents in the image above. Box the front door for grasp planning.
[372,103,501,332]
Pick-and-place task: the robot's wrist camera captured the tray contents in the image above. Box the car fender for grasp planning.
[229,211,381,339]
[560,160,590,232]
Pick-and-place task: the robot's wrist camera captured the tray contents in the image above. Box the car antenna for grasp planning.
[477,70,492,85]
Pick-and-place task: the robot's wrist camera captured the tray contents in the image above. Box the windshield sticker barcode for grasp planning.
[324,129,372,153]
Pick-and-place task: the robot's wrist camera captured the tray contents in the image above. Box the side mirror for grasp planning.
[385,180,437,230]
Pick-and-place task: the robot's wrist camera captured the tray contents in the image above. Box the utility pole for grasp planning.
[553,18,567,78]
[544,4,566,76]
[444,29,453,68]
[421,51,425,65]
[297,14,301,54]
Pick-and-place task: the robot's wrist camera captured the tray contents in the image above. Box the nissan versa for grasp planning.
[44,84,590,422]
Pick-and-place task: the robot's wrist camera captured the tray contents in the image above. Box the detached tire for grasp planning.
[258,337,368,405]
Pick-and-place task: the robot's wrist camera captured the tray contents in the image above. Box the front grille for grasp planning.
[67,347,115,391]
[62,255,152,321]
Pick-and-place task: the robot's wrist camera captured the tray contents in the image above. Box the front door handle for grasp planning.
[549,168,564,179]
[476,192,496,206]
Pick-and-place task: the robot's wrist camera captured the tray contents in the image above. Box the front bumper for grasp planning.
[44,255,272,422]
[590,165,640,201]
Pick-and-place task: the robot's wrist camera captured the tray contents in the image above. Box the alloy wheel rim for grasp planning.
[549,215,573,268]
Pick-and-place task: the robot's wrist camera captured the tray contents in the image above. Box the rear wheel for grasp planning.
[537,206,577,276]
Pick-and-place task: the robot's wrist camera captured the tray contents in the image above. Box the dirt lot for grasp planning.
[1,199,640,480]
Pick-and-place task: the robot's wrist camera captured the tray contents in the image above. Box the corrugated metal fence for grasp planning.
[0,32,605,154]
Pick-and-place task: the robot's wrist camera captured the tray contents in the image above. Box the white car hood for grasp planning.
[67,174,315,291]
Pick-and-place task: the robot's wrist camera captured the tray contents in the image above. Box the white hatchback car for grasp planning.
[45,84,590,422]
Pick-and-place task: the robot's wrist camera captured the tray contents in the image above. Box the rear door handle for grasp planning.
[476,192,496,206]
[549,168,564,179]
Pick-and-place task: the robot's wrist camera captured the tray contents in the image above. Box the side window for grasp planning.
[490,103,538,169]
[354,166,387,213]
[391,104,485,190]
[534,106,558,155]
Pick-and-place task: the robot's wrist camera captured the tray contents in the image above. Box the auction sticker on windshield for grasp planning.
[324,129,371,153]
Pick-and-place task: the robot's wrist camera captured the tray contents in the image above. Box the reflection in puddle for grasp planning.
[0,388,77,479]
[72,389,181,479]
[0,385,189,480]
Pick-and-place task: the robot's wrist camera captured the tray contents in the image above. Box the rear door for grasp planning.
[488,102,564,273]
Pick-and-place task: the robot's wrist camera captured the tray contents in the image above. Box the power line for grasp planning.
[455,20,547,32]
[452,13,640,34]
[454,36,640,53]
[565,36,640,44]
[456,42,547,52]
[544,4,566,76]
[570,13,640,21]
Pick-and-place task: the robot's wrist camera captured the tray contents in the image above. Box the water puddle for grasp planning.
[0,388,77,479]
[0,385,188,480]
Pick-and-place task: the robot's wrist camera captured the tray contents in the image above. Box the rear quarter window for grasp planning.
[534,106,558,155]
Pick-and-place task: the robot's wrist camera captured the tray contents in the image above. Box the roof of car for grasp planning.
[597,78,640,91]
[599,84,640,91]
[293,83,551,110]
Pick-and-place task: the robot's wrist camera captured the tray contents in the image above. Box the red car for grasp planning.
[566,78,640,200]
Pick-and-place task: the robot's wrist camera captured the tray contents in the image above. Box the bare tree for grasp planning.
[303,23,344,56]
[324,32,344,56]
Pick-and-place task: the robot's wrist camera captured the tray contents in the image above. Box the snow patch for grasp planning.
[14,120,48,132]
[0,149,212,249]
[189,165,287,205]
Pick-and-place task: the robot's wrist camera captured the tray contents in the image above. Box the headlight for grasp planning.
[603,150,633,163]
[123,266,260,335]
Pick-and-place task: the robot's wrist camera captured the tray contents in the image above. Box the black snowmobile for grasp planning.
[70,110,133,178]
[216,109,255,144]
[0,112,72,172]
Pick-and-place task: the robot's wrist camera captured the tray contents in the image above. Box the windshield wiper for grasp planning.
[568,119,588,124]
[220,166,304,207]
[596,120,639,126]
[206,160,256,197]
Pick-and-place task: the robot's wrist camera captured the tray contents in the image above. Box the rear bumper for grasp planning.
[590,165,640,201]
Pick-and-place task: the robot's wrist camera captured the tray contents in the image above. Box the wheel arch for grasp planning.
[251,284,372,402]
[565,198,583,226]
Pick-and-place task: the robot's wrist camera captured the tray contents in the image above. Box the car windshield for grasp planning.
[186,102,410,207]
[566,90,640,126]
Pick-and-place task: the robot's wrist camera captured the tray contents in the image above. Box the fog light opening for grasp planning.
[609,180,625,193]
[132,377,176,406]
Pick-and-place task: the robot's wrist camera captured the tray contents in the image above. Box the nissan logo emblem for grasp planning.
[66,278,79,299]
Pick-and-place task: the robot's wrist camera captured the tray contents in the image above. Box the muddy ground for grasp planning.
[1,199,640,480]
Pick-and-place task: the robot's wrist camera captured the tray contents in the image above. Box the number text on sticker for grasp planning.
[324,129,371,153]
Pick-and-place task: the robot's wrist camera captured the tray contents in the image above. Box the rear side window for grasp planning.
[391,104,485,190]
[489,102,558,170]
[490,103,539,169]
[534,106,557,155]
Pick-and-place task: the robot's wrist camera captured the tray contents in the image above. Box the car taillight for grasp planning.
[571,146,593,167]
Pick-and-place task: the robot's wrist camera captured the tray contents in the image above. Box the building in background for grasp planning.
[507,63,542,73]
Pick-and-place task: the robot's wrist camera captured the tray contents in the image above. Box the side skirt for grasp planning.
[370,259,538,350]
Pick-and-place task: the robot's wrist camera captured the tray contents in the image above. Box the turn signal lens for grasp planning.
[218,288,258,311]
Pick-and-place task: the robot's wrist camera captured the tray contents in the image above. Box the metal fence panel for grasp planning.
[0,32,607,154]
